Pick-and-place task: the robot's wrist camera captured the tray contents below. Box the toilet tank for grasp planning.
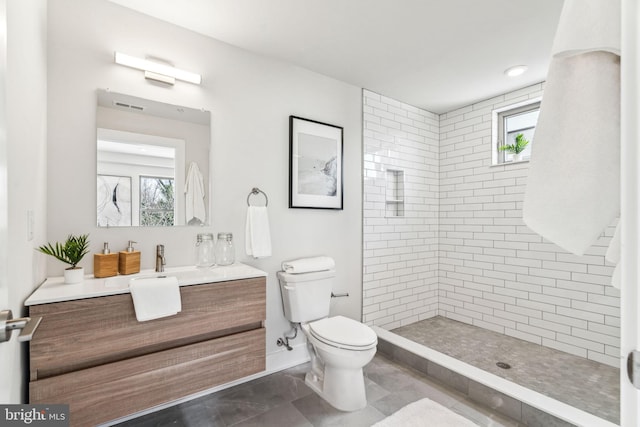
[277,270,335,323]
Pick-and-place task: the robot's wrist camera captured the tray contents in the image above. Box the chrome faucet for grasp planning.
[156,244,166,272]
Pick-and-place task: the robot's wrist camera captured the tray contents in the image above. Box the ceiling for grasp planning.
[107,0,564,114]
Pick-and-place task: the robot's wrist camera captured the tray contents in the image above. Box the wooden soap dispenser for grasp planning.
[94,242,119,278]
[119,240,141,275]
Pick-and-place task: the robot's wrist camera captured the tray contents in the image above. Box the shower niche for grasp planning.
[385,168,405,217]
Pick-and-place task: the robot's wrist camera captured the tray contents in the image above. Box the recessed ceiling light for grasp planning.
[504,65,528,77]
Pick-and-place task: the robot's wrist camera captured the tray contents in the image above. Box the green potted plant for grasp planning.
[38,234,90,284]
[499,133,529,162]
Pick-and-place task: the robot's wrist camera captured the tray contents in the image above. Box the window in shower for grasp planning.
[385,169,404,217]
[492,98,541,165]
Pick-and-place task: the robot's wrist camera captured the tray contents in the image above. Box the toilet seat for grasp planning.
[308,315,377,351]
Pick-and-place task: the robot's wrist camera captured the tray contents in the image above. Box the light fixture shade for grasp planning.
[114,52,202,85]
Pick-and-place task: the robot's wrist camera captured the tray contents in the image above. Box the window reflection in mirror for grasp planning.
[140,176,175,226]
[97,128,185,226]
[96,90,210,227]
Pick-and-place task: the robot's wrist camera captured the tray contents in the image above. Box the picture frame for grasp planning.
[289,116,343,210]
[97,174,132,227]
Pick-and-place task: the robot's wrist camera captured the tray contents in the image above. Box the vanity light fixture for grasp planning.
[504,65,528,77]
[114,52,202,85]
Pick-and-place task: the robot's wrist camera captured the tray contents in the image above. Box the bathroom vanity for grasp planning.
[25,263,267,427]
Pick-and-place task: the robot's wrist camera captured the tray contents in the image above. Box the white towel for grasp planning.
[129,276,182,322]
[522,0,620,256]
[282,256,335,274]
[372,398,477,427]
[550,0,620,58]
[185,162,206,225]
[245,206,272,258]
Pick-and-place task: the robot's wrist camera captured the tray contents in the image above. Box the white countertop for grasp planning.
[25,263,268,306]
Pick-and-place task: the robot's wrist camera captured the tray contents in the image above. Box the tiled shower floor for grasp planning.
[392,316,620,424]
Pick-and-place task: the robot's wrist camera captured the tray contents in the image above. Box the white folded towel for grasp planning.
[282,256,335,274]
[522,0,620,256]
[129,276,182,322]
[245,206,272,258]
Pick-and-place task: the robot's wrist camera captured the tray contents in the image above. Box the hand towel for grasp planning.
[129,276,182,322]
[282,256,335,274]
[185,161,206,225]
[522,0,620,256]
[245,206,272,258]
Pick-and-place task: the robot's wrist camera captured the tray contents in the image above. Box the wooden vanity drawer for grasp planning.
[29,277,266,380]
[30,328,265,427]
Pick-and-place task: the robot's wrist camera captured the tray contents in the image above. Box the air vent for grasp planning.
[113,101,145,112]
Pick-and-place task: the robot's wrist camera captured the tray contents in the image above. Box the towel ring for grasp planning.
[247,187,268,207]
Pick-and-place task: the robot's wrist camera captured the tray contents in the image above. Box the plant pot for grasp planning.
[513,153,523,162]
[64,267,85,284]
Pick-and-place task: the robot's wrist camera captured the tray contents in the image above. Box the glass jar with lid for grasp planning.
[215,232,235,266]
[195,233,215,268]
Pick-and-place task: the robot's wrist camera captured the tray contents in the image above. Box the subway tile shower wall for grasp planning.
[362,86,620,368]
[362,90,441,332]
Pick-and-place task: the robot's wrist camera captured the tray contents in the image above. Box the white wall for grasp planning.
[362,89,440,329]
[2,0,48,403]
[47,0,362,369]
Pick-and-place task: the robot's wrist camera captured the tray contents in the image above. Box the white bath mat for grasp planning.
[372,398,477,427]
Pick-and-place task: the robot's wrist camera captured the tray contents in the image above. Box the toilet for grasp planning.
[277,267,377,412]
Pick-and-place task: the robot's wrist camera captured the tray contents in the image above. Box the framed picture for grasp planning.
[289,116,343,209]
[97,175,132,227]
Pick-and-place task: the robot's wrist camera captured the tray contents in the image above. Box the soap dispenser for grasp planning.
[94,242,119,278]
[119,240,141,275]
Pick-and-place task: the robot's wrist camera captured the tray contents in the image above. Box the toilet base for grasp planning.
[305,366,367,412]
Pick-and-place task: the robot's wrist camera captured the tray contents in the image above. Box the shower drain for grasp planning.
[496,362,511,369]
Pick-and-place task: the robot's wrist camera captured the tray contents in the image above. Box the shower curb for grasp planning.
[373,326,618,427]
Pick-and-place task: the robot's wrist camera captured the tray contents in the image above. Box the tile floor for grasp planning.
[392,316,620,424]
[113,354,523,427]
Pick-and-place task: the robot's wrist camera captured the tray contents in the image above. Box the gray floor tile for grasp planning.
[468,380,522,421]
[369,391,425,417]
[450,399,523,427]
[114,353,518,427]
[427,361,469,394]
[291,392,386,427]
[392,316,620,424]
[115,399,225,427]
[230,402,313,427]
[203,368,314,425]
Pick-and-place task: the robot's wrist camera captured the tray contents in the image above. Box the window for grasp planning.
[140,176,175,226]
[492,98,541,165]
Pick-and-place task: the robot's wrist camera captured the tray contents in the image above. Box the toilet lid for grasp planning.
[308,315,377,350]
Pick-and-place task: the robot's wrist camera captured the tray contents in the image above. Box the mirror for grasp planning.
[96,90,210,227]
